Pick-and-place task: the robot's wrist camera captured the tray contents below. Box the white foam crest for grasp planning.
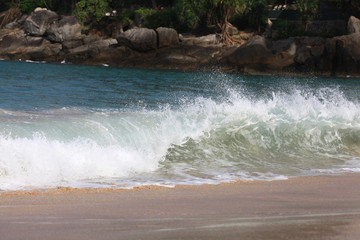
[0,106,217,190]
[221,87,360,127]
[0,135,160,190]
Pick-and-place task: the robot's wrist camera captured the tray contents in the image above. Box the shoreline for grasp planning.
[1,173,360,240]
[0,172,354,197]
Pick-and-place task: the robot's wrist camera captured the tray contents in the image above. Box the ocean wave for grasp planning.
[0,86,360,190]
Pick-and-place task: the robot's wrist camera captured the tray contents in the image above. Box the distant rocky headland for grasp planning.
[1,8,360,77]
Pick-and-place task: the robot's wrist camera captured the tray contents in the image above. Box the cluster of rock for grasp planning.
[1,8,360,77]
[227,16,360,76]
[0,8,183,63]
[0,8,117,62]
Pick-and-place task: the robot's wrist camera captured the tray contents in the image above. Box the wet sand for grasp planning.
[1,174,360,240]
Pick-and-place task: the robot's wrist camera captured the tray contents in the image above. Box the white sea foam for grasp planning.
[0,87,360,191]
[24,60,46,64]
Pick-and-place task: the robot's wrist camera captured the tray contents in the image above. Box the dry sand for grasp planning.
[1,174,360,240]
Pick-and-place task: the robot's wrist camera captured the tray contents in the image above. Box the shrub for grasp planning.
[229,13,249,30]
[20,0,44,13]
[73,0,110,25]
[143,8,181,31]
[135,7,155,18]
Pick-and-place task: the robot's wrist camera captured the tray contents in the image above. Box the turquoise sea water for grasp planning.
[0,60,360,191]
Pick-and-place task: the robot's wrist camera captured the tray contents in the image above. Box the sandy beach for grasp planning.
[1,174,360,240]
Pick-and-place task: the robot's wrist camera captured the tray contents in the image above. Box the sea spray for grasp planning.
[0,61,360,191]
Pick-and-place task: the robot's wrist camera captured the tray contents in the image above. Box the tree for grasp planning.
[296,0,319,30]
[243,0,267,32]
[211,0,247,44]
[73,0,110,26]
[175,0,213,30]
[175,0,246,43]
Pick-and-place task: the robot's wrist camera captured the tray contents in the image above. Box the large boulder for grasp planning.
[66,39,119,64]
[0,29,44,52]
[156,27,178,48]
[0,29,27,52]
[0,27,62,61]
[227,36,305,73]
[322,33,360,75]
[24,9,58,36]
[291,37,325,65]
[46,16,82,43]
[228,36,273,65]
[26,41,63,60]
[69,39,117,55]
[347,16,360,34]
[117,28,157,52]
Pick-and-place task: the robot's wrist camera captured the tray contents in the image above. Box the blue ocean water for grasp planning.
[1,60,360,191]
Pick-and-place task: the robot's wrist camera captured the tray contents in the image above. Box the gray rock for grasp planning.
[0,29,46,52]
[181,34,220,46]
[227,36,298,72]
[25,36,44,47]
[4,22,21,30]
[348,16,360,34]
[69,39,117,55]
[156,27,179,48]
[62,39,83,50]
[91,39,117,48]
[310,45,324,57]
[30,42,62,57]
[0,29,27,52]
[26,41,62,60]
[324,33,360,75]
[46,16,82,43]
[24,9,58,36]
[229,36,273,64]
[271,38,297,55]
[314,33,360,75]
[117,28,157,52]
[295,50,311,64]
[83,35,101,44]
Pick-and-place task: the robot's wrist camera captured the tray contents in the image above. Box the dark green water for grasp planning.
[0,60,360,191]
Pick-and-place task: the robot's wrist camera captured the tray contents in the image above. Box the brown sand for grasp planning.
[1,174,360,240]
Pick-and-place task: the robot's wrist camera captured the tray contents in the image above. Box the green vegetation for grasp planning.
[73,0,110,26]
[297,0,320,29]
[19,0,43,13]
[1,1,359,43]
[142,8,179,30]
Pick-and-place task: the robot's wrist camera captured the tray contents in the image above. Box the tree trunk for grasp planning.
[218,7,235,45]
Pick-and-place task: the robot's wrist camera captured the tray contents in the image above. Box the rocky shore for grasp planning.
[1,8,360,77]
